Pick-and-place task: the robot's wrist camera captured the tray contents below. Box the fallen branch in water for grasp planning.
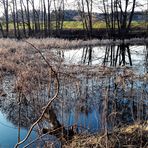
[14,40,60,148]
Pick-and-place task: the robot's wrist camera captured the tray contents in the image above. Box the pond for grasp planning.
[54,45,147,73]
[0,112,36,147]
[0,43,147,147]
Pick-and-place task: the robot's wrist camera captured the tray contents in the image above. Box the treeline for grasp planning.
[0,0,65,38]
[0,0,147,39]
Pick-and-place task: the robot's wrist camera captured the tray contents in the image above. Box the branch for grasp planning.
[14,40,59,148]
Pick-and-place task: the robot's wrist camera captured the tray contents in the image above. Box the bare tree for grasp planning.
[43,0,48,36]
[86,0,93,37]
[53,0,65,36]
[0,22,4,37]
[77,0,93,39]
[26,0,32,36]
[1,0,9,37]
[47,0,52,36]
[11,0,17,37]
[102,0,137,39]
[20,0,26,37]
[15,0,21,38]
[30,0,36,35]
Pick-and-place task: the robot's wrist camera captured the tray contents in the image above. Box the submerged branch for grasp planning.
[14,40,60,148]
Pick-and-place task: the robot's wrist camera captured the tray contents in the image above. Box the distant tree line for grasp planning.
[0,0,147,39]
[0,0,65,38]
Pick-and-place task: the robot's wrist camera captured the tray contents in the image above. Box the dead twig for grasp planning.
[14,40,59,148]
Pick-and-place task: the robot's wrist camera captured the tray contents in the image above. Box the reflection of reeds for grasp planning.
[0,40,147,147]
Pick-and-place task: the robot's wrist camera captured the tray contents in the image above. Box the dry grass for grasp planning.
[0,38,147,51]
[63,122,148,148]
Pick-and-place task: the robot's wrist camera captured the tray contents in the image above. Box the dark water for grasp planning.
[0,44,147,147]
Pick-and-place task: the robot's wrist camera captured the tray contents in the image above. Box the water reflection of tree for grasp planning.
[1,98,40,128]
[103,43,132,66]
[146,44,148,72]
[81,46,92,65]
[76,44,133,66]
[55,44,134,67]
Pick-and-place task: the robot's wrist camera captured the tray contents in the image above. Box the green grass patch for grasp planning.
[93,21,106,29]
[1,21,147,30]
[63,21,107,29]
[131,21,148,28]
[63,21,84,29]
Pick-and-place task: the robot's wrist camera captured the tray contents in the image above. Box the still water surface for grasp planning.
[0,112,36,147]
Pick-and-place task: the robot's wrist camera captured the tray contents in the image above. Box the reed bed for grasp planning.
[63,121,148,148]
[0,40,147,147]
[0,38,147,51]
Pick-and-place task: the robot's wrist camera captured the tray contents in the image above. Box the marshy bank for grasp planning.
[63,122,148,148]
[0,38,148,50]
[0,38,147,147]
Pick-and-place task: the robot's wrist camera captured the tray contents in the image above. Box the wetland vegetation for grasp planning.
[0,0,148,147]
[0,38,147,147]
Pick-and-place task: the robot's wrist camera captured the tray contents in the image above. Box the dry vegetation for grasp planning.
[64,122,148,148]
[0,38,147,147]
[0,38,148,51]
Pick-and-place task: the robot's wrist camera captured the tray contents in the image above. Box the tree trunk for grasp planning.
[26,0,32,36]
[20,0,26,37]
[2,0,9,37]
